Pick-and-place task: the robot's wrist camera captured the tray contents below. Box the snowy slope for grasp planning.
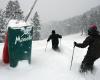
[0,33,100,80]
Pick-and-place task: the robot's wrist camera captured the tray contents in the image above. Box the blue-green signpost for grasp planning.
[8,26,33,67]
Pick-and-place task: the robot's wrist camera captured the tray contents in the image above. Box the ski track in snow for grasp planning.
[0,33,100,80]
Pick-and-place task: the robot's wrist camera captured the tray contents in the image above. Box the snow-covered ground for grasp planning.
[0,33,100,80]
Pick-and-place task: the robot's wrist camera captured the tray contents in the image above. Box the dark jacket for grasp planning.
[47,33,62,46]
[76,31,100,58]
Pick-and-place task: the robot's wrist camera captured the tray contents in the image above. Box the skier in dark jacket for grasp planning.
[47,30,62,50]
[74,24,100,72]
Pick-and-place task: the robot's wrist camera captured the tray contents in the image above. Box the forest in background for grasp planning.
[40,5,100,39]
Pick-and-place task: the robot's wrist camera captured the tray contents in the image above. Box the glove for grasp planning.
[47,40,49,42]
[74,41,77,47]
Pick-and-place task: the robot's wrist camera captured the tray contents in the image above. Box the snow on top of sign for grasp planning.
[8,19,30,28]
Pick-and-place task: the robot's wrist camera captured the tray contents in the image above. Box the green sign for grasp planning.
[8,26,33,67]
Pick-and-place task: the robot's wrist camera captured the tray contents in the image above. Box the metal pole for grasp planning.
[45,42,48,52]
[25,0,38,22]
[60,38,61,47]
[70,46,75,70]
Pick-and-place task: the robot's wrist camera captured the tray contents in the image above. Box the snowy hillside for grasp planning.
[0,33,100,80]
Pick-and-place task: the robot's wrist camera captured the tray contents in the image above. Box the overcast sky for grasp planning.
[0,0,100,23]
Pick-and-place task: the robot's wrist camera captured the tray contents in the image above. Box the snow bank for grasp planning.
[9,60,32,71]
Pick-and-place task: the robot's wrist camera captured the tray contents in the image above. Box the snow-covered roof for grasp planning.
[7,19,30,28]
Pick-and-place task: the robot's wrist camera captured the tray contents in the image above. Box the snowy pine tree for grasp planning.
[0,9,7,42]
[5,0,24,20]
[31,12,41,40]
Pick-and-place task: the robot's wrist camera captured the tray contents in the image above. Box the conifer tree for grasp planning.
[5,0,24,20]
[0,9,7,42]
[31,12,41,40]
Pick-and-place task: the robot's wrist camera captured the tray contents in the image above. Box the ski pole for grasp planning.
[70,45,75,70]
[45,42,48,52]
[60,39,61,47]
